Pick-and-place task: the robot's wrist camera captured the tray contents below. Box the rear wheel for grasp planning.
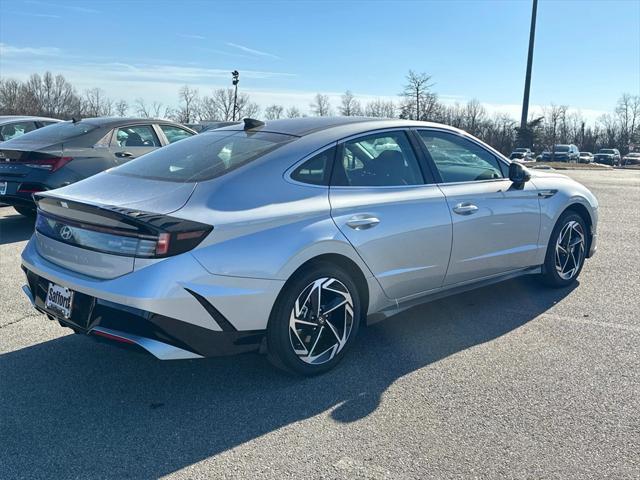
[540,211,587,288]
[267,263,361,376]
[14,206,36,218]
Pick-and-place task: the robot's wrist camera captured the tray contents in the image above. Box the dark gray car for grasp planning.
[0,117,196,216]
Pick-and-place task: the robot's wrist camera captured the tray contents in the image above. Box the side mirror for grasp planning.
[509,161,531,184]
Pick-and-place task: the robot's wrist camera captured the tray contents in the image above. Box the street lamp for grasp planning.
[231,70,239,121]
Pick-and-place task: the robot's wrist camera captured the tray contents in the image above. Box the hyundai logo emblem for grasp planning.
[59,225,74,241]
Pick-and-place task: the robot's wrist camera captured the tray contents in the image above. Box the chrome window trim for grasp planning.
[414,127,512,186]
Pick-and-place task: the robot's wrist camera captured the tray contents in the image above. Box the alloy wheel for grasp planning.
[555,220,585,280]
[289,277,354,365]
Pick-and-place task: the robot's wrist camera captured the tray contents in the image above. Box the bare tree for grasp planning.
[264,104,284,120]
[134,98,151,118]
[286,106,302,118]
[200,88,258,121]
[310,93,332,116]
[462,99,487,136]
[616,93,640,152]
[174,85,199,123]
[364,99,395,118]
[114,99,129,117]
[339,90,362,116]
[83,88,113,117]
[400,70,436,120]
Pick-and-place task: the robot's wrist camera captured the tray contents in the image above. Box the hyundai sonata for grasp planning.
[21,117,598,375]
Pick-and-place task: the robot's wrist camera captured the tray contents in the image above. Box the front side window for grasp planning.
[0,121,36,141]
[114,125,160,147]
[159,125,194,144]
[291,147,335,186]
[111,130,295,182]
[333,131,423,187]
[417,130,504,183]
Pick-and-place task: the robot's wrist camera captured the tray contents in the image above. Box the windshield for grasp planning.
[515,148,528,152]
[111,130,295,182]
[580,152,591,155]
[554,145,570,152]
[9,121,97,143]
[600,149,615,154]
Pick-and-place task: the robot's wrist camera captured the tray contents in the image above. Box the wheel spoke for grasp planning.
[288,276,354,366]
[554,221,585,280]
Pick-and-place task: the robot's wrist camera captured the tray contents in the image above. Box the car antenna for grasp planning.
[243,118,265,130]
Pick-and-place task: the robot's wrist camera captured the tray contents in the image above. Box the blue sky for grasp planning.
[1,0,638,120]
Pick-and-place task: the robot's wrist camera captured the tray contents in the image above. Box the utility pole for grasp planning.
[231,70,239,121]
[519,0,538,147]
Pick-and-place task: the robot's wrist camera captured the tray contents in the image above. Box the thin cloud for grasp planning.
[0,43,62,57]
[178,34,207,40]
[24,0,101,14]
[6,11,61,18]
[226,42,280,60]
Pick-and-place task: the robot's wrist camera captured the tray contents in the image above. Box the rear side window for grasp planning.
[159,125,194,144]
[111,130,295,182]
[0,122,37,140]
[114,125,160,147]
[6,121,97,142]
[290,148,335,186]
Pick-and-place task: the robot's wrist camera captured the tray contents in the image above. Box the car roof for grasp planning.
[0,115,62,124]
[215,116,466,138]
[77,117,183,128]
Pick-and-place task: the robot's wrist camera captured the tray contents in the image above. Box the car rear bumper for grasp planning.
[20,236,284,358]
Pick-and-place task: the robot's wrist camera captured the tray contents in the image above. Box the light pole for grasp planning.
[519,0,538,147]
[231,70,239,121]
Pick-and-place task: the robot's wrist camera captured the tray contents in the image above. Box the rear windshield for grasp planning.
[554,145,570,152]
[13,121,97,142]
[600,149,615,154]
[110,130,295,182]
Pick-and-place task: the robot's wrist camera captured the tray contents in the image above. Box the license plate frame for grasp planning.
[45,282,74,319]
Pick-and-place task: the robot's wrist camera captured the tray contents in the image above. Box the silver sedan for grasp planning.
[21,117,598,375]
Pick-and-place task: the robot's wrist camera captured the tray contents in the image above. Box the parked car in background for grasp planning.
[579,152,594,163]
[509,147,534,161]
[185,121,238,133]
[0,116,61,142]
[593,148,621,166]
[0,117,195,216]
[20,117,598,375]
[541,144,580,163]
[622,152,640,165]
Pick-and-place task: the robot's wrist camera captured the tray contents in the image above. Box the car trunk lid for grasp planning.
[33,174,209,279]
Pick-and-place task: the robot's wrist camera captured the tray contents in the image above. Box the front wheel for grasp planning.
[267,263,361,376]
[540,212,588,288]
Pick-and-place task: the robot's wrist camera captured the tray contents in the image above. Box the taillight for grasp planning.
[24,157,73,172]
[35,209,212,259]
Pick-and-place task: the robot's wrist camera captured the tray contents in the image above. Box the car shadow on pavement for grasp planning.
[0,209,34,245]
[0,276,576,479]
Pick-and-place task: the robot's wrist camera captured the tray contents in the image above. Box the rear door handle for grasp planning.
[453,203,479,215]
[115,151,133,158]
[346,215,380,230]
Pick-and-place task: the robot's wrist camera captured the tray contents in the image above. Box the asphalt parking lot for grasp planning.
[1,169,638,480]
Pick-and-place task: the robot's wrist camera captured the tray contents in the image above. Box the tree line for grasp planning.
[0,70,638,155]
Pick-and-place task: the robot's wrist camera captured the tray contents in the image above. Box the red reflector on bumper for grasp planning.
[92,330,136,344]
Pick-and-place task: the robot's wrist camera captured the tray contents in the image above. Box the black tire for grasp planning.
[267,262,361,376]
[14,206,36,218]
[540,211,588,288]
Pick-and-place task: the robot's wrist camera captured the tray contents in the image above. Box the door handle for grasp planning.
[346,215,380,230]
[453,203,479,215]
[115,151,133,158]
